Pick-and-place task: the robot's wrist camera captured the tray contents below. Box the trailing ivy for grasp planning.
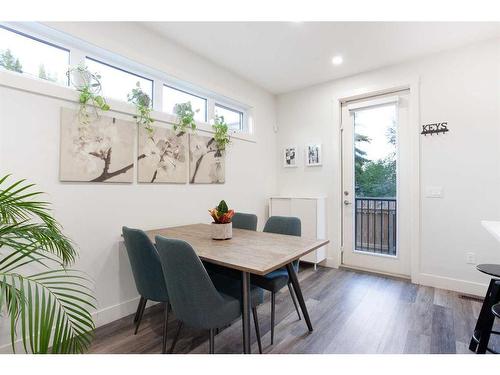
[212,114,231,156]
[173,102,198,135]
[128,81,154,135]
[67,64,110,125]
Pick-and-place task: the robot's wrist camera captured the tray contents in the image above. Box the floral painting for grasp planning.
[137,125,188,183]
[189,134,225,184]
[59,108,135,183]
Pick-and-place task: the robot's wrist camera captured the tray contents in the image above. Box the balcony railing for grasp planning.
[355,197,397,256]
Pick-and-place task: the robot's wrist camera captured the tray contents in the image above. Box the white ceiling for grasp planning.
[143,22,500,94]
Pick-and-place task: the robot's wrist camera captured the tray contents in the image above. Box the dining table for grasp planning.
[145,223,330,354]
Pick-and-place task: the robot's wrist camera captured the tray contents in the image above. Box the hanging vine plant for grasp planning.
[173,101,198,136]
[212,114,231,157]
[128,81,154,136]
[67,64,110,125]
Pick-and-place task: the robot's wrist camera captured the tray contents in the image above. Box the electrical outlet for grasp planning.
[466,252,476,264]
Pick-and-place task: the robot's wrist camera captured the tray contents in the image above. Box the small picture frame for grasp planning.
[283,146,298,168]
[305,144,322,166]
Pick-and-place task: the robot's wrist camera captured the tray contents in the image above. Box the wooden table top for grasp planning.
[146,223,329,276]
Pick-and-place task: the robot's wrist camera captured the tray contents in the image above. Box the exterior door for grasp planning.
[341,91,411,277]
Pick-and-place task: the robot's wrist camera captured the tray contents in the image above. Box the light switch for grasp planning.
[425,186,443,198]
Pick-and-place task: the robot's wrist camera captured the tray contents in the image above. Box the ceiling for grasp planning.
[143,22,500,94]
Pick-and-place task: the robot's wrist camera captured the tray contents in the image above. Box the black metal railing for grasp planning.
[355,197,396,256]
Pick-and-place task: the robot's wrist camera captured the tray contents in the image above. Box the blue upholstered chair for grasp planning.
[251,216,302,345]
[155,235,263,354]
[122,227,170,353]
[232,212,258,231]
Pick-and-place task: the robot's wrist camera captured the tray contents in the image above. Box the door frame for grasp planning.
[331,77,421,284]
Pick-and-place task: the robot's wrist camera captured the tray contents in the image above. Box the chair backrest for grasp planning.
[264,217,301,271]
[232,212,258,231]
[122,227,168,302]
[154,235,228,329]
[263,216,301,237]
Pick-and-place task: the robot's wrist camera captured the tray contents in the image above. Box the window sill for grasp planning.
[0,69,257,143]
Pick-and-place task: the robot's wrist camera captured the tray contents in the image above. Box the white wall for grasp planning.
[0,22,278,350]
[276,38,500,295]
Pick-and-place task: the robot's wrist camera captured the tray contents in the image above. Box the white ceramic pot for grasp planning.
[211,222,232,240]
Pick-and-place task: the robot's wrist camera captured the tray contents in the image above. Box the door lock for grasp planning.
[344,200,352,205]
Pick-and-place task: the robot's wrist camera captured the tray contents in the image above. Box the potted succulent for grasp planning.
[208,200,235,240]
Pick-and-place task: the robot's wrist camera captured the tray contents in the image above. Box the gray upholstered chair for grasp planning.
[155,235,263,354]
[122,227,170,353]
[232,212,258,231]
[251,216,302,345]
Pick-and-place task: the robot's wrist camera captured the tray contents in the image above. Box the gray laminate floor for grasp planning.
[89,265,499,354]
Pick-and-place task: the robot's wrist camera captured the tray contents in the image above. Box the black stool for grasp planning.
[469,264,500,354]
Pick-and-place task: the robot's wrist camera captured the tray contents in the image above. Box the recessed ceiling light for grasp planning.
[331,55,343,65]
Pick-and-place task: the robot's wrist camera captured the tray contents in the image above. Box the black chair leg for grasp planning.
[133,296,145,323]
[169,321,183,354]
[134,297,147,334]
[162,303,169,354]
[288,282,302,321]
[209,329,215,354]
[271,291,276,345]
[252,307,263,354]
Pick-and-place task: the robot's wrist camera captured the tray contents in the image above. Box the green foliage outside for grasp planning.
[38,64,58,83]
[0,49,23,73]
[355,125,396,198]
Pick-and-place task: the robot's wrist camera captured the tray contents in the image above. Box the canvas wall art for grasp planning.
[305,144,322,166]
[189,134,225,184]
[283,146,298,167]
[60,107,135,183]
[137,125,188,183]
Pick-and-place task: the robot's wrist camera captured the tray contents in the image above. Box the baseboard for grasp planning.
[340,264,411,280]
[322,257,339,268]
[418,272,488,297]
[92,295,143,328]
[323,259,489,297]
[0,295,145,353]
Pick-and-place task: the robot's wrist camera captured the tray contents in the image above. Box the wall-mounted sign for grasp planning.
[421,122,448,136]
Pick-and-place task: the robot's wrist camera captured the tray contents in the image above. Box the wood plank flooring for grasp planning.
[90,265,499,354]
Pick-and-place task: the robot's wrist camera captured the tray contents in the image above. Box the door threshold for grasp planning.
[339,264,411,281]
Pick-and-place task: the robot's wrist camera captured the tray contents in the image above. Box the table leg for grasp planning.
[469,278,500,353]
[286,263,313,332]
[241,271,251,354]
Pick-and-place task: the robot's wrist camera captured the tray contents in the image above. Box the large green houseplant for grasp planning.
[0,174,95,353]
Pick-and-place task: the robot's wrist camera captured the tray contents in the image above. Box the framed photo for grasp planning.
[305,144,322,166]
[283,146,298,168]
